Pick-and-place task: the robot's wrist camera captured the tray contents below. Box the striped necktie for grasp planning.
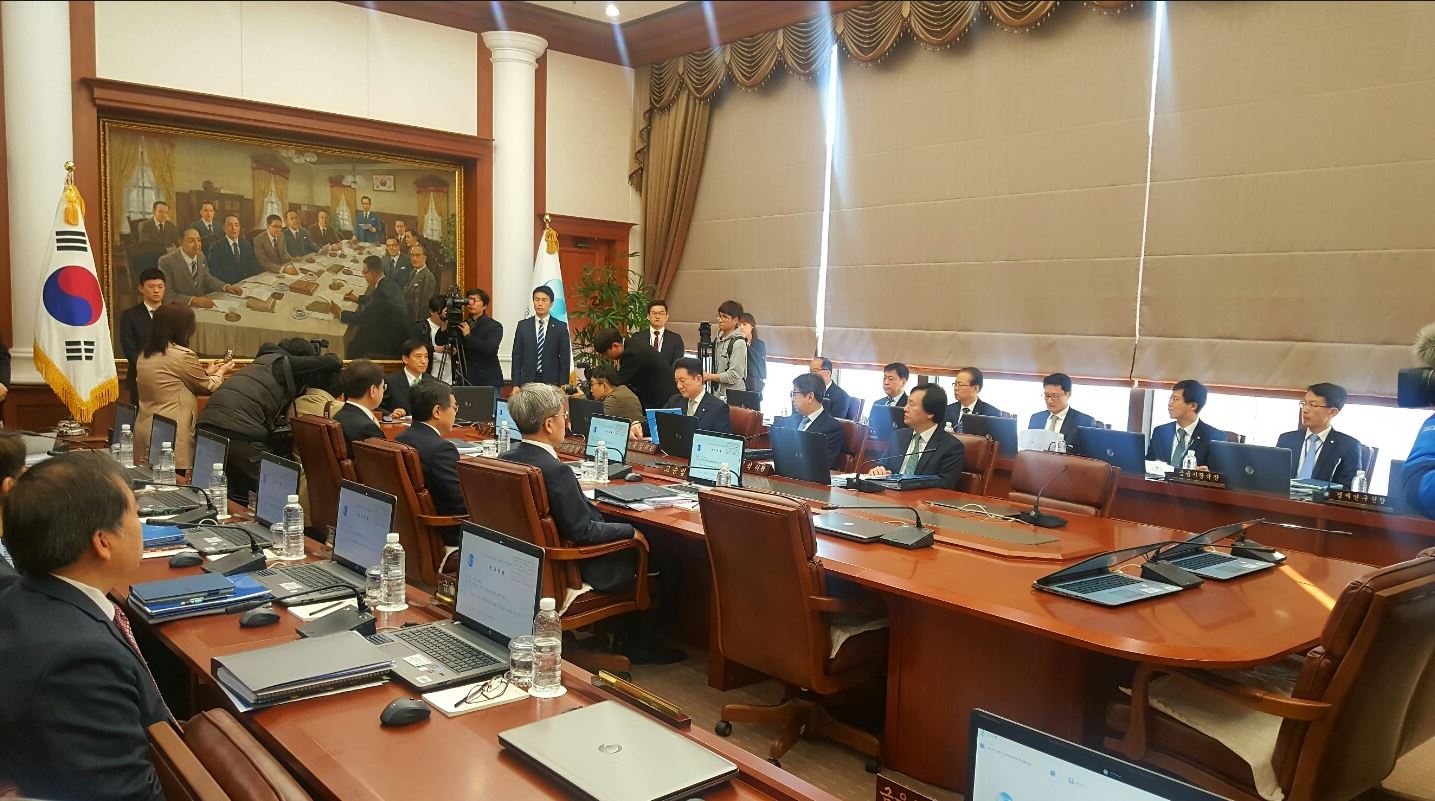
[902,432,925,474]
[535,319,546,374]
[112,606,176,723]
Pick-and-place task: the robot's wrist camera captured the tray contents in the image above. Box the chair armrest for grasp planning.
[416,513,466,528]
[809,594,887,617]
[1164,668,1331,722]
[545,537,649,561]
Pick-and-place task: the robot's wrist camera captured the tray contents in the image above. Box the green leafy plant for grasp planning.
[569,259,653,367]
[441,213,457,266]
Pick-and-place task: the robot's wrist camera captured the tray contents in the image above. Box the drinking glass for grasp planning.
[508,635,536,689]
[364,566,383,608]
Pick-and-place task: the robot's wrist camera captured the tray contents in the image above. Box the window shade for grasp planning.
[821,9,1156,378]
[1135,1,1435,396]
[664,72,822,360]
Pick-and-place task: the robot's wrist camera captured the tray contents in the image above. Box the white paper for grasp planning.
[142,546,190,560]
[1018,429,1065,452]
[287,598,358,621]
[423,681,530,717]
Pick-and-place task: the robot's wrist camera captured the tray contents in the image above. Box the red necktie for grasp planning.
[652,331,660,350]
[113,605,176,722]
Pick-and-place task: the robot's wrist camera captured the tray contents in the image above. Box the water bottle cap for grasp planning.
[286,494,299,503]
[539,597,556,611]
[596,440,606,447]
[162,442,172,448]
[213,463,224,470]
[387,532,400,543]
[122,424,131,431]
[719,462,729,469]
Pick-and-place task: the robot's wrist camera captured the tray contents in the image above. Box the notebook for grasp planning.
[213,630,391,708]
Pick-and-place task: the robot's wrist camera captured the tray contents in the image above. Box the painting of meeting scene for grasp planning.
[100,120,463,361]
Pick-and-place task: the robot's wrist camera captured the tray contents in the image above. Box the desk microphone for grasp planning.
[822,504,933,549]
[198,524,267,576]
[134,479,217,525]
[850,449,939,493]
[1014,465,1069,529]
[227,583,376,637]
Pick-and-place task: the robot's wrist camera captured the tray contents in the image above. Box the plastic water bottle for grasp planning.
[498,420,512,454]
[110,435,123,464]
[277,493,305,561]
[944,421,954,434]
[1182,449,1198,471]
[155,442,176,485]
[716,462,735,487]
[376,532,408,612]
[118,425,134,467]
[208,463,229,520]
[1351,469,1368,493]
[594,440,610,484]
[530,598,565,698]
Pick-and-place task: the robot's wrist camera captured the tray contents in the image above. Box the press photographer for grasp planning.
[1398,322,1435,518]
[453,287,504,390]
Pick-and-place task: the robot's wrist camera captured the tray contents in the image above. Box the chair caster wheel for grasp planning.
[714,720,732,737]
[767,758,781,768]
[865,758,881,773]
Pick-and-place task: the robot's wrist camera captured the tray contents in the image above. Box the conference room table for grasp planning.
[443,429,1371,792]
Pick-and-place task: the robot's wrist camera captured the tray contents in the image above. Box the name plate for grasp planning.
[1167,469,1226,489]
[875,774,936,801]
[1322,488,1392,513]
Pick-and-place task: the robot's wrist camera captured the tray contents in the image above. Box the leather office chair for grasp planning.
[148,709,312,801]
[953,432,997,496]
[697,487,886,768]
[1359,444,1379,475]
[1105,548,1435,801]
[835,419,869,473]
[290,414,356,536]
[350,438,465,589]
[729,405,763,439]
[1008,450,1119,517]
[844,396,865,422]
[1226,431,1248,444]
[455,457,650,672]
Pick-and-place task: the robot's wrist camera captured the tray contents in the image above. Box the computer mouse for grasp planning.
[168,550,204,568]
[380,697,432,727]
[624,472,644,482]
[238,604,281,628]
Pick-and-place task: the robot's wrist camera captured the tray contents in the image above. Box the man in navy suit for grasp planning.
[649,357,732,436]
[511,285,571,386]
[380,340,431,419]
[395,380,465,545]
[206,213,260,284]
[119,268,166,403]
[1146,379,1225,467]
[866,383,965,489]
[189,200,220,245]
[779,373,847,468]
[626,299,686,366]
[333,360,386,457]
[1027,373,1099,452]
[946,366,1008,429]
[283,210,316,257]
[809,356,853,419]
[0,453,170,801]
[1277,382,1363,487]
[0,434,24,590]
[354,195,383,243]
[871,362,910,435]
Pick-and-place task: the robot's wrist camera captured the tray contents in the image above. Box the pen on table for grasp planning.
[307,599,349,617]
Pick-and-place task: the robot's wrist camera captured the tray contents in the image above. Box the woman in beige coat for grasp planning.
[134,303,235,471]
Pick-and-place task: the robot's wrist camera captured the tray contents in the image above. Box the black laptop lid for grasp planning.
[111,402,138,445]
[962,413,1017,458]
[769,426,832,485]
[452,385,496,423]
[255,452,301,526]
[452,522,545,647]
[655,412,697,459]
[569,397,604,441]
[189,431,230,489]
[1076,427,1145,475]
[332,480,397,574]
[147,415,178,467]
[726,389,761,411]
[1207,441,1293,495]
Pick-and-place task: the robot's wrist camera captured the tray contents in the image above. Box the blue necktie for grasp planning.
[798,416,810,432]
[535,319,546,375]
[1298,433,1320,480]
[1172,428,1189,466]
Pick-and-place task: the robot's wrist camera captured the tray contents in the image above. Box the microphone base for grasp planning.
[297,607,377,638]
[202,549,266,576]
[164,507,216,525]
[1232,540,1286,564]
[880,526,934,549]
[1141,561,1205,589]
[1014,510,1068,529]
[845,477,887,493]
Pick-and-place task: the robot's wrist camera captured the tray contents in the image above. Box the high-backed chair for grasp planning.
[697,487,886,768]
[1359,444,1379,475]
[1105,548,1435,801]
[290,414,355,535]
[953,432,997,496]
[729,405,763,439]
[844,396,865,422]
[835,419,869,473]
[1226,430,1249,444]
[1008,450,1119,517]
[149,709,312,801]
[455,457,650,671]
[350,438,465,589]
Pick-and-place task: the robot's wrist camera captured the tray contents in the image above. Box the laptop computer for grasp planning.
[183,452,300,554]
[111,402,138,445]
[495,399,523,441]
[961,413,1018,458]
[654,412,698,459]
[188,430,229,491]
[1076,427,1146,475]
[453,385,496,425]
[569,397,604,440]
[968,709,1229,801]
[147,414,178,467]
[660,430,746,496]
[500,700,738,801]
[1206,441,1293,496]
[253,480,396,603]
[1033,543,1183,606]
[811,511,892,542]
[377,522,543,690]
[726,388,761,411]
[1154,521,1278,580]
[585,413,633,480]
[769,426,833,485]
[19,432,58,467]
[646,407,680,445]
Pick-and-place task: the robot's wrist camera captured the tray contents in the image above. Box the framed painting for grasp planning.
[98,119,463,361]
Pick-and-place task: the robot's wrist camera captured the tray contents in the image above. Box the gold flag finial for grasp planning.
[62,162,85,225]
[542,214,558,255]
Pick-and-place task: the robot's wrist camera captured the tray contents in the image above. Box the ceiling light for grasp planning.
[605,3,620,19]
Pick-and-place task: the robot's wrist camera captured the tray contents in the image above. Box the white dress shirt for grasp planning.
[520,439,558,460]
[1297,426,1333,475]
[54,574,115,618]
[1171,419,1200,463]
[345,400,377,421]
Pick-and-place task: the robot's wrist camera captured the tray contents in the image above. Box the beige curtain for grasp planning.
[107,130,142,229]
[416,187,448,235]
[251,160,290,224]
[145,135,176,208]
[329,179,356,234]
[640,88,710,299]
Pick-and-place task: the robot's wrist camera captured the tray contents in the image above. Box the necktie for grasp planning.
[535,320,546,373]
[1172,428,1189,466]
[271,236,278,251]
[188,259,197,281]
[112,606,176,722]
[1047,414,1060,432]
[652,330,660,350]
[231,240,239,259]
[902,432,925,474]
[688,397,699,416]
[798,416,810,432]
[1298,433,1321,480]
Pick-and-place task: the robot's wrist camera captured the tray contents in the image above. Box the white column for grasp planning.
[3,2,73,383]
[481,30,546,375]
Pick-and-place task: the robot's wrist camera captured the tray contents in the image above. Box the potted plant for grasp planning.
[569,259,653,369]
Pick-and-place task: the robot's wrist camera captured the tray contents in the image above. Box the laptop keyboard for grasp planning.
[1171,551,1236,570]
[192,526,254,547]
[1063,573,1141,594]
[392,627,500,673]
[257,563,336,590]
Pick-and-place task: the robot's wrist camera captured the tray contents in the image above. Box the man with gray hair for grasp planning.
[501,383,684,664]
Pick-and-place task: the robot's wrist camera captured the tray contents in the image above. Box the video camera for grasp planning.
[443,287,466,330]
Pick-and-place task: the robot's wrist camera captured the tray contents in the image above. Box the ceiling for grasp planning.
[525,1,688,24]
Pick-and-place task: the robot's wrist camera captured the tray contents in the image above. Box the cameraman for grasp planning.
[1403,323,1435,518]
[456,288,504,389]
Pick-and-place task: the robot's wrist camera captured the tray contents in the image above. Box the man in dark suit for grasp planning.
[136,200,179,250]
[809,357,853,419]
[866,383,965,489]
[331,257,411,359]
[206,213,260,284]
[0,453,170,801]
[1027,373,1099,453]
[0,434,24,588]
[119,268,166,402]
[333,360,386,457]
[189,200,220,245]
[780,373,847,468]
[945,366,1008,429]
[457,288,504,389]
[871,362,910,435]
[1146,379,1225,467]
[395,381,465,544]
[282,210,316,257]
[308,209,342,247]
[644,357,731,436]
[1277,382,1363,487]
[593,327,675,410]
[354,195,383,243]
[511,285,571,386]
[625,299,686,365]
[158,227,242,308]
[253,214,292,274]
[0,334,9,407]
[380,339,431,418]
[380,237,412,291]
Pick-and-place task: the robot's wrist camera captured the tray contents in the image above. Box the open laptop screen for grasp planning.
[148,415,178,467]
[586,415,631,463]
[255,453,300,526]
[332,481,396,573]
[495,399,523,441]
[189,432,229,489]
[454,523,544,646]
[111,402,138,445]
[688,431,745,486]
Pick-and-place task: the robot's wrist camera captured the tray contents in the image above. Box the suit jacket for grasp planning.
[885,426,966,490]
[380,371,428,416]
[156,249,225,306]
[945,398,1006,429]
[354,209,384,243]
[137,218,179,249]
[821,380,853,420]
[283,227,315,257]
[403,267,436,323]
[0,558,17,591]
[601,384,645,424]
[252,231,291,273]
[341,276,411,359]
[333,402,384,458]
[308,223,342,247]
[1147,419,1226,466]
[663,391,733,434]
[502,442,637,594]
[627,328,685,365]
[511,316,571,386]
[779,411,846,468]
[0,335,9,388]
[189,218,220,243]
[205,237,259,284]
[1027,407,1099,452]
[460,314,504,389]
[871,393,909,434]
[394,422,466,522]
[1277,428,1363,487]
[746,337,768,394]
[134,344,223,470]
[0,576,168,801]
[617,340,676,410]
[381,254,412,291]
[119,303,153,400]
